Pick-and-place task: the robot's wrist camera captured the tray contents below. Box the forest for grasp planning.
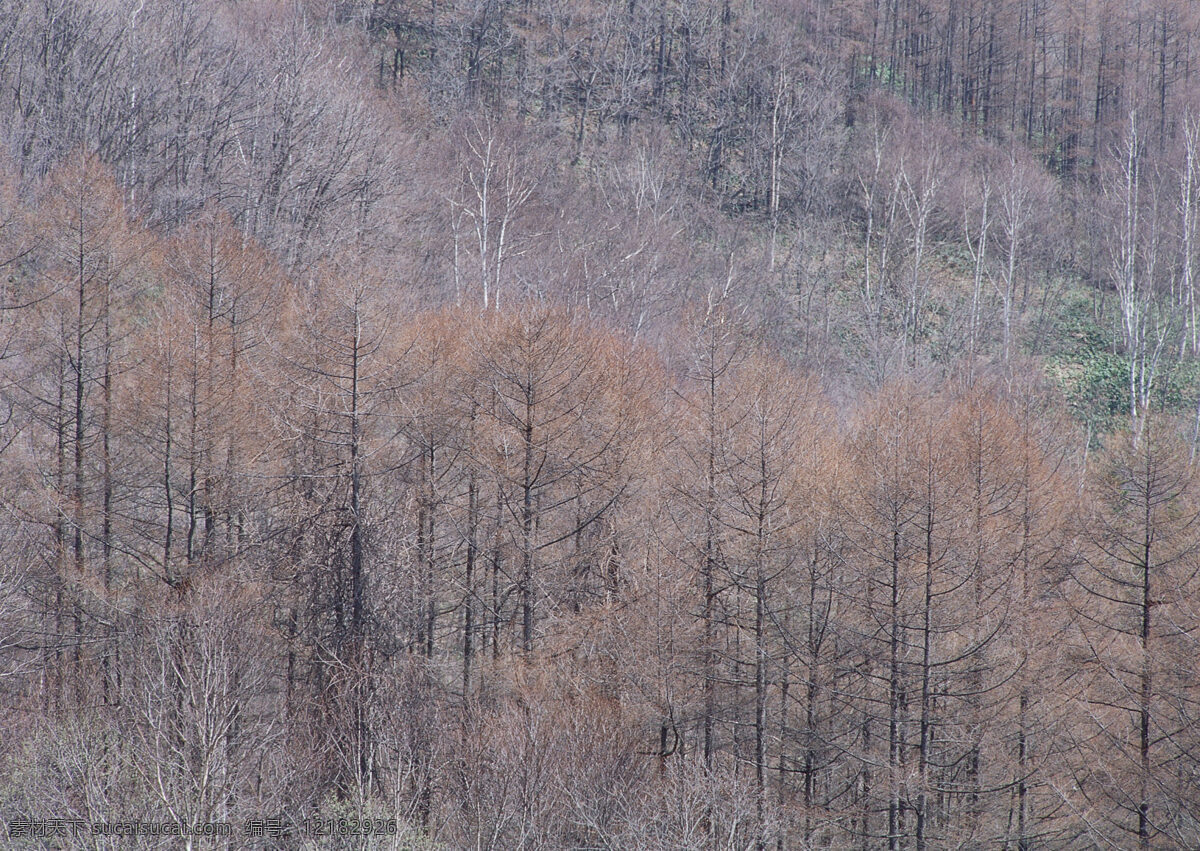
[1,0,1200,848]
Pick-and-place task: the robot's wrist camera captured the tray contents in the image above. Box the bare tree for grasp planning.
[1105,113,1178,444]
[449,119,538,310]
[1070,421,1200,849]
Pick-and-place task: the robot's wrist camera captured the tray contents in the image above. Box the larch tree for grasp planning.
[270,266,409,801]
[716,351,833,848]
[1070,420,1200,849]
[469,304,651,656]
[21,153,150,709]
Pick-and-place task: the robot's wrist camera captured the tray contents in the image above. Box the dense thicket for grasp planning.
[2,1,1200,849]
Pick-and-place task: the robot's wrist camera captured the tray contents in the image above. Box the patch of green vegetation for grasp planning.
[931,240,974,278]
[1153,357,1200,416]
[1037,282,1110,360]
[1040,280,1200,433]
[856,57,907,93]
[1044,349,1128,431]
[1038,280,1120,431]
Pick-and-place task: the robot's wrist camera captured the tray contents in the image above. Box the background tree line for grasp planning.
[2,0,1200,848]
